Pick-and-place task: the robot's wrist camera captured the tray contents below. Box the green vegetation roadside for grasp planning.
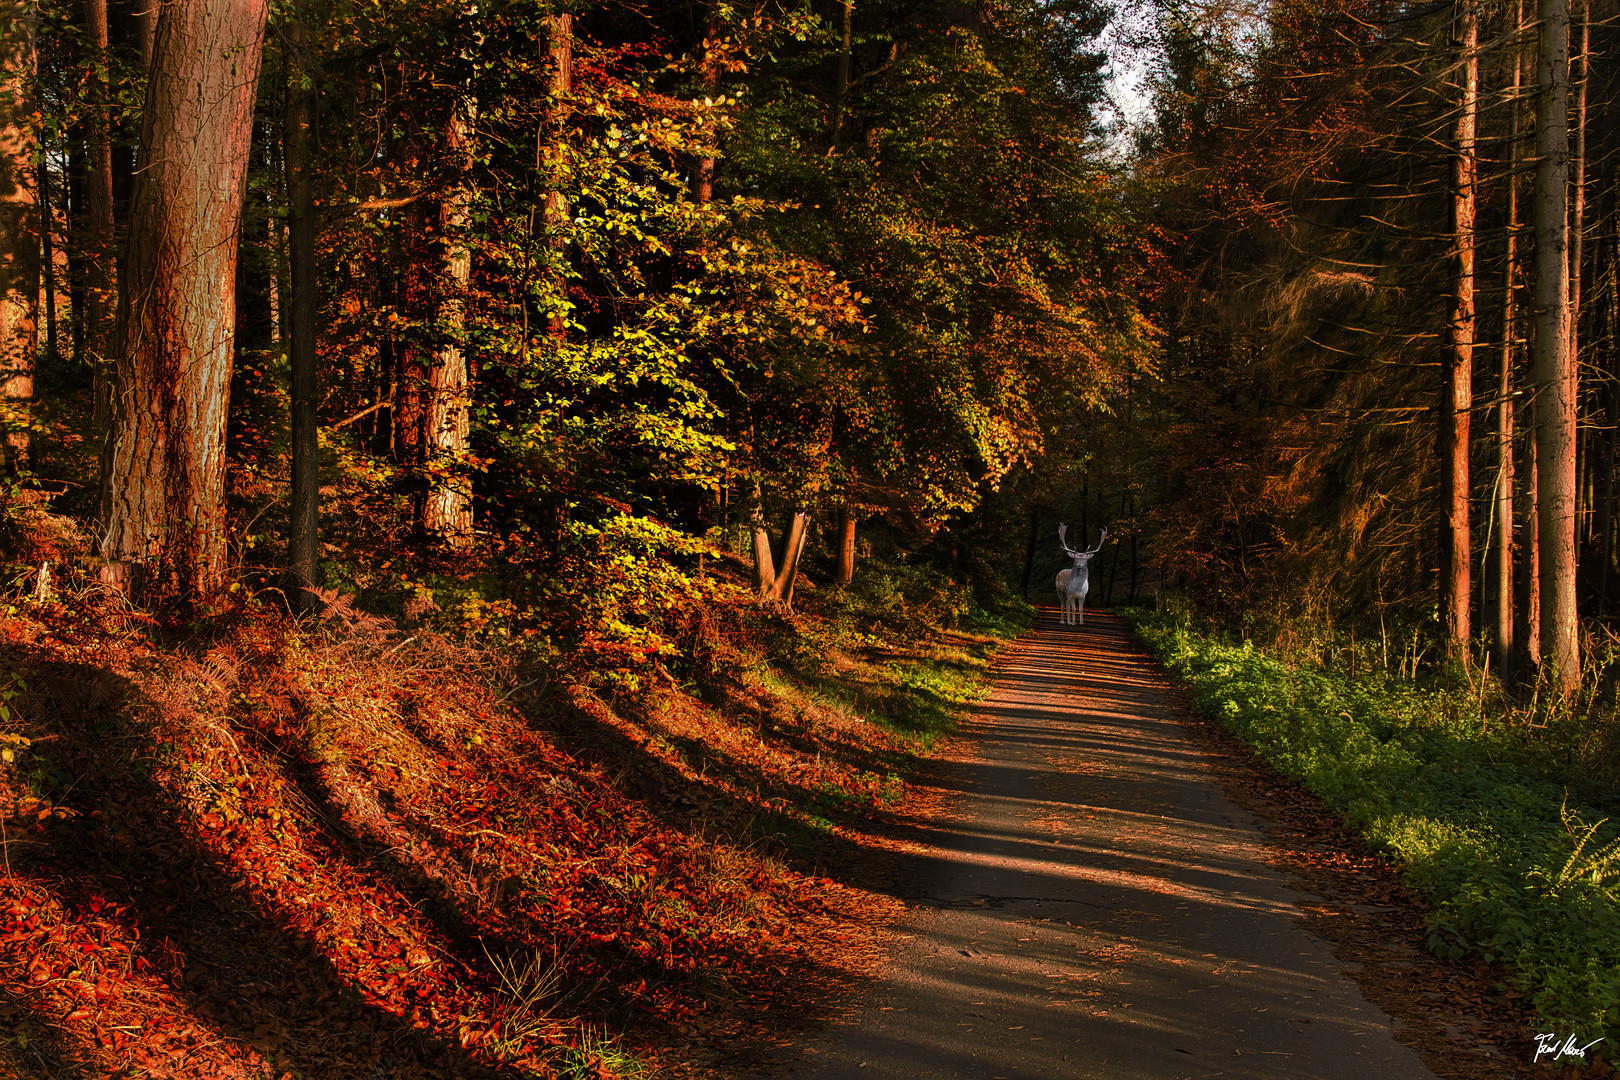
[1121,603,1620,1049]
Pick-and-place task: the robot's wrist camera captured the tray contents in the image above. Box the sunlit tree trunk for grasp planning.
[768,508,811,610]
[750,481,776,598]
[1493,1,1523,676]
[97,0,269,600]
[0,0,36,476]
[1532,0,1577,693]
[422,95,475,547]
[1440,0,1477,663]
[836,504,856,585]
[286,0,320,604]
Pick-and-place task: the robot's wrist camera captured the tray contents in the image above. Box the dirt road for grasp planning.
[752,612,1439,1080]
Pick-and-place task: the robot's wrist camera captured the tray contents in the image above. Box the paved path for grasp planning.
[755,612,1437,1080]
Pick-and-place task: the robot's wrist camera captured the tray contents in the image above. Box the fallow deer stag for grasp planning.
[1056,525,1106,626]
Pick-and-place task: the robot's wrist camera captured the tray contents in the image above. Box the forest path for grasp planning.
[749,611,1437,1080]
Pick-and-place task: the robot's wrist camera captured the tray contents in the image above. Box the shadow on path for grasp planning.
[746,611,1439,1080]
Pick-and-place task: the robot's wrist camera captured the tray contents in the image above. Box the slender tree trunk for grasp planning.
[83,0,115,433]
[545,13,571,339]
[750,481,776,598]
[1494,0,1523,676]
[830,0,851,148]
[1521,412,1541,663]
[1569,0,1588,545]
[97,0,269,600]
[1532,0,1578,693]
[422,94,475,547]
[286,0,320,606]
[836,504,856,585]
[0,0,35,477]
[1441,0,1477,662]
[1020,506,1038,598]
[37,155,54,364]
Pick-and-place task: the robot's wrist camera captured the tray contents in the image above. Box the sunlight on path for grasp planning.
[749,612,1437,1080]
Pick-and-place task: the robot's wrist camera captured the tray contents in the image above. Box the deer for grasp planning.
[1056,525,1106,626]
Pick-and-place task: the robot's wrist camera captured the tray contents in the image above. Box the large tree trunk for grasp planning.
[83,0,116,435]
[1532,0,1578,693]
[0,0,36,476]
[1493,0,1523,676]
[286,0,320,606]
[422,95,475,548]
[96,0,269,601]
[1440,0,1477,663]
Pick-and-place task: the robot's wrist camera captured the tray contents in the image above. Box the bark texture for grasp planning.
[422,96,475,547]
[1493,2,1523,675]
[83,0,115,435]
[97,0,269,600]
[287,0,320,603]
[0,0,35,476]
[1532,0,1578,692]
[545,13,571,339]
[1441,0,1477,661]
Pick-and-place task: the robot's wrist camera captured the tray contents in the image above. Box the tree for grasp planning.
[0,0,35,476]
[287,0,320,605]
[96,0,269,601]
[1532,0,1577,693]
[1440,0,1477,662]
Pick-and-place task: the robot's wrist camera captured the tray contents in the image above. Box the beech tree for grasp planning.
[96,0,269,600]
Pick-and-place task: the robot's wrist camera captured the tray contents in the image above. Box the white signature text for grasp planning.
[1533,1032,1605,1063]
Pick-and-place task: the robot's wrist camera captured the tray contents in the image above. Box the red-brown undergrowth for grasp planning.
[0,588,917,1078]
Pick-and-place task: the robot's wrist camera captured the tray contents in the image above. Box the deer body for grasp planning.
[1055,525,1106,626]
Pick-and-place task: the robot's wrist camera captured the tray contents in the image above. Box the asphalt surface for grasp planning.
[753,611,1438,1080]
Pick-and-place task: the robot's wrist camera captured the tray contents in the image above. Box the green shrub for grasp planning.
[1126,606,1620,1041]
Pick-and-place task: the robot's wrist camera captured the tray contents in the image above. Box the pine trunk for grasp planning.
[0,0,36,476]
[83,0,115,436]
[97,0,269,600]
[1494,1,1523,675]
[1532,0,1578,693]
[1441,0,1478,662]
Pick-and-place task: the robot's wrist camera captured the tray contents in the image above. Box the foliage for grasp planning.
[1127,603,1620,1039]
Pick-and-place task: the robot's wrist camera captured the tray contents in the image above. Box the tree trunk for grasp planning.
[83,0,115,434]
[830,0,851,148]
[1532,0,1577,693]
[1494,0,1523,675]
[1441,0,1477,663]
[422,95,475,547]
[545,13,571,339]
[836,504,856,585]
[1520,411,1541,664]
[286,0,320,606]
[1020,506,1038,598]
[750,481,776,598]
[769,509,811,611]
[0,0,36,477]
[96,0,269,601]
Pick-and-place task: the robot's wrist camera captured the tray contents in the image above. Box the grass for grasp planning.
[1124,601,1620,1044]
